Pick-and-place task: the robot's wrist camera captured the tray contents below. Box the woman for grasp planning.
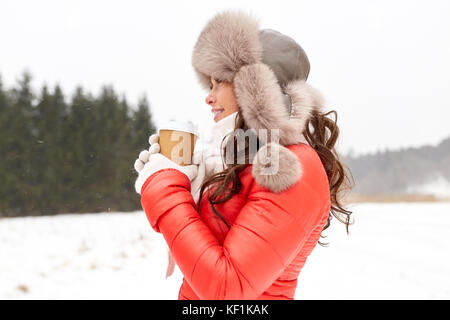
[134,10,352,300]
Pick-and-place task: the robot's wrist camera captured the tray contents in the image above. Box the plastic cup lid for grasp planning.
[158,119,199,137]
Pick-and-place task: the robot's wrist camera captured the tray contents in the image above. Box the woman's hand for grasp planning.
[134,133,160,172]
[134,133,199,194]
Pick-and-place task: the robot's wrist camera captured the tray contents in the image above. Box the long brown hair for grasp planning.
[197,109,353,245]
[304,110,354,245]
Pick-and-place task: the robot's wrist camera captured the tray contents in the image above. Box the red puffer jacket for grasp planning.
[140,143,331,300]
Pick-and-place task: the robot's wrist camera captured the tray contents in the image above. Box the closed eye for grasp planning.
[210,78,221,90]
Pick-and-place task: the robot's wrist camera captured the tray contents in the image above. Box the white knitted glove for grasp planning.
[134,133,198,194]
[190,149,206,204]
[133,133,161,173]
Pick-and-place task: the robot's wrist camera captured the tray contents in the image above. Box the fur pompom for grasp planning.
[251,143,302,193]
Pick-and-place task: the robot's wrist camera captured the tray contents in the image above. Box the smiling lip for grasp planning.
[212,108,224,121]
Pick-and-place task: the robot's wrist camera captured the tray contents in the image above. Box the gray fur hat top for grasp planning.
[191,10,326,192]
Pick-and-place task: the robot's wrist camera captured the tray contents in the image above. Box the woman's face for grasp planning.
[205,77,239,123]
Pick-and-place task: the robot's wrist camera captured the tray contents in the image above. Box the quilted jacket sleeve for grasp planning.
[140,162,329,299]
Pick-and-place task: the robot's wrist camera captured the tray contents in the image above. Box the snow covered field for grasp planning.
[1,202,449,300]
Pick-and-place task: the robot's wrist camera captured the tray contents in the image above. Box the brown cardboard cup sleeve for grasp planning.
[158,120,199,166]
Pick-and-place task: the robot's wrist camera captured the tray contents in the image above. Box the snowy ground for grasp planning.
[0,202,449,300]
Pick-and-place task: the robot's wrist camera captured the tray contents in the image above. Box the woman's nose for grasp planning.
[205,94,215,106]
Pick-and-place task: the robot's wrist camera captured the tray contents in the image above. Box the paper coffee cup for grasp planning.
[158,120,199,166]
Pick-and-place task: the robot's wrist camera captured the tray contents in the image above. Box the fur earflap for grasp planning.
[252,142,302,193]
[234,63,325,146]
[279,79,325,145]
[192,10,263,91]
[233,63,288,133]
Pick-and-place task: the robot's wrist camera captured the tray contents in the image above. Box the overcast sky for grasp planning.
[1,0,449,155]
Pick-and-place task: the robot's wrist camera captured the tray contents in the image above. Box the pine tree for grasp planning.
[0,75,6,114]
[131,95,156,152]
[66,86,97,212]
[34,84,68,214]
[4,72,36,215]
[89,85,120,210]
[113,95,142,211]
[0,75,11,214]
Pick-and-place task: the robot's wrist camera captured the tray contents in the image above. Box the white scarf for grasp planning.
[191,111,238,204]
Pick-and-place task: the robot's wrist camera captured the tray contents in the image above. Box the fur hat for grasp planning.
[192,10,325,193]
